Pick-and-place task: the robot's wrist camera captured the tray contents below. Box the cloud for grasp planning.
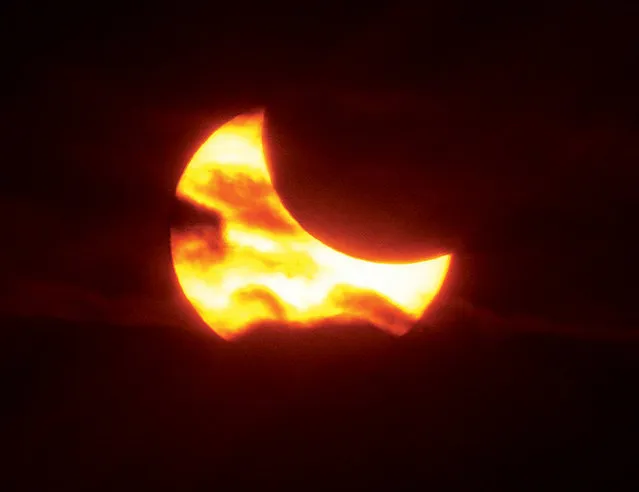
[4,260,637,346]
[0,278,193,329]
[426,296,639,343]
[0,191,634,343]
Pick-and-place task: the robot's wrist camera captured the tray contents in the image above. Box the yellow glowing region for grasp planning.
[171,111,451,340]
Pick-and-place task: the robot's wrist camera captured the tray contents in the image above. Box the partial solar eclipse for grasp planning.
[171,111,450,340]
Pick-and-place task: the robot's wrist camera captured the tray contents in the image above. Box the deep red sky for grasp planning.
[2,2,638,489]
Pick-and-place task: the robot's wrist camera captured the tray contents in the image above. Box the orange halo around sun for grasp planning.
[170,110,451,340]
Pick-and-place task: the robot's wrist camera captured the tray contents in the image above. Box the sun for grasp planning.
[171,110,451,340]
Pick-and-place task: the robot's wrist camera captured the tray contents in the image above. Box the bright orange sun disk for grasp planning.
[171,111,451,340]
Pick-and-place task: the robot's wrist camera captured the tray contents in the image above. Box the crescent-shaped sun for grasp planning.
[170,110,451,340]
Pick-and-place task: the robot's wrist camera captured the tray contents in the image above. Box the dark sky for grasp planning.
[2,1,639,489]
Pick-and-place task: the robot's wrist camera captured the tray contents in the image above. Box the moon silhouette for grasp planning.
[170,110,451,340]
